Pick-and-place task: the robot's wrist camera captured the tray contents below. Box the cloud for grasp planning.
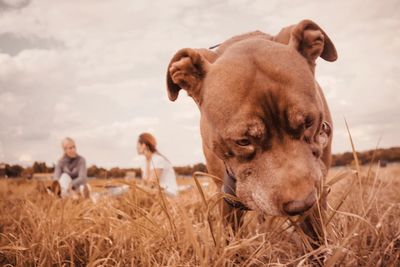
[18,153,32,164]
[0,32,64,56]
[0,141,5,161]
[0,91,25,116]
[0,0,30,12]
[0,0,399,168]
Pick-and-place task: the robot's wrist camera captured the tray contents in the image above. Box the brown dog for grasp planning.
[166,20,337,239]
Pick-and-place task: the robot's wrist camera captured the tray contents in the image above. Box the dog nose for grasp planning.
[283,190,316,216]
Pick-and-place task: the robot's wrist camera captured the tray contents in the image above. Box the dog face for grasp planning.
[167,20,337,216]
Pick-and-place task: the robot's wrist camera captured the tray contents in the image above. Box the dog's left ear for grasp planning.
[274,19,338,66]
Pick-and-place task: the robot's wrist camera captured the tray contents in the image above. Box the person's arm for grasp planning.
[143,168,162,188]
[149,168,162,184]
[144,160,151,180]
[53,160,62,180]
[143,155,166,189]
[143,168,163,194]
[71,158,87,189]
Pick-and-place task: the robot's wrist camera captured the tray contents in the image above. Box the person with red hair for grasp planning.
[136,133,178,196]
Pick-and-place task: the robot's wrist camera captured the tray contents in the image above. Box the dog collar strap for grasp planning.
[209,43,221,50]
[222,166,251,211]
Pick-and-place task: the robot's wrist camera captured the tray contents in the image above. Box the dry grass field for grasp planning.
[0,162,399,266]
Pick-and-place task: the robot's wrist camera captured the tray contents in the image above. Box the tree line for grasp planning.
[1,147,399,178]
[331,147,400,166]
[0,162,208,179]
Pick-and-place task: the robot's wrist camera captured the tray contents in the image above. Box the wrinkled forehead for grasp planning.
[201,40,319,126]
[205,103,266,137]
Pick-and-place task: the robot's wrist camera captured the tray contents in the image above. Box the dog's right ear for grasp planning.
[166,48,213,103]
[274,20,337,73]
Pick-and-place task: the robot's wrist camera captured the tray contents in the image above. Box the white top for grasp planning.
[141,153,178,196]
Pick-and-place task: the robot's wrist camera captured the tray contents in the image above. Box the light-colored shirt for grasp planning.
[141,153,178,196]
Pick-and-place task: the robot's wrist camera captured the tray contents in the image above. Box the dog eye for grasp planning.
[236,138,251,146]
[305,116,314,129]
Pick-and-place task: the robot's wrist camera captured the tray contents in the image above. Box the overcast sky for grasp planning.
[0,0,399,168]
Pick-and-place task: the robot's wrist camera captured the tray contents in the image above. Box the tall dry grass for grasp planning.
[0,161,399,266]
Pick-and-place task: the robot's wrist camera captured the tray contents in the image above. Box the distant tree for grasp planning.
[123,168,142,178]
[22,167,34,179]
[5,164,24,177]
[0,163,7,177]
[108,167,126,178]
[384,147,400,162]
[174,166,191,176]
[193,163,207,173]
[174,163,208,176]
[132,168,142,178]
[331,147,400,166]
[87,165,100,177]
[98,168,108,179]
[48,164,55,173]
[32,161,49,173]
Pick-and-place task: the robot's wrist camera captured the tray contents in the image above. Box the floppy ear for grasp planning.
[166,48,213,103]
[274,19,337,66]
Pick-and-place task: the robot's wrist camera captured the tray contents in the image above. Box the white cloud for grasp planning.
[0,91,25,116]
[0,141,5,161]
[18,153,32,164]
[0,0,399,168]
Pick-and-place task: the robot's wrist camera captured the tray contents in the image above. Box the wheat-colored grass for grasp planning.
[0,162,399,266]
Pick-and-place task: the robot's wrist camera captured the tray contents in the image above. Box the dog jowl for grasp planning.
[166,20,337,228]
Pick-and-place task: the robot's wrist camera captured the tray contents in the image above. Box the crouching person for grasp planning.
[52,137,90,198]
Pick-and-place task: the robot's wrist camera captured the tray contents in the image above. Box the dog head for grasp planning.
[167,20,336,216]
